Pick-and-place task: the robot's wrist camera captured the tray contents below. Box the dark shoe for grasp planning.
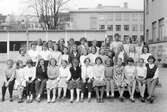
[96,98,100,103]
[36,97,40,103]
[80,98,84,103]
[149,97,154,104]
[100,98,104,103]
[119,97,124,102]
[10,98,13,102]
[18,99,24,103]
[29,99,33,103]
[141,97,145,103]
[130,98,135,103]
[1,98,5,102]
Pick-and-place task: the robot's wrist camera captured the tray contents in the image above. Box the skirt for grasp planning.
[93,80,106,87]
[58,78,68,88]
[47,79,58,89]
[68,79,82,89]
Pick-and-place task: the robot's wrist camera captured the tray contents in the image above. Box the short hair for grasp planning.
[114,33,120,38]
[80,37,87,42]
[26,59,33,65]
[72,58,79,65]
[84,58,91,64]
[142,45,150,53]
[138,58,145,63]
[6,59,14,65]
[127,57,134,63]
[105,58,114,66]
[49,58,57,66]
[95,57,103,64]
[147,55,156,63]
[19,47,26,54]
[91,46,97,53]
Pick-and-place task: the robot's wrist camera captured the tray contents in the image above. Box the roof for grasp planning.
[70,6,143,13]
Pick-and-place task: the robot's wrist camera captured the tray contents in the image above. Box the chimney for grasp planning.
[124,2,128,8]
[97,4,103,8]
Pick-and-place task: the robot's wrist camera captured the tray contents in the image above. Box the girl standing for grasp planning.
[93,57,105,103]
[68,59,82,103]
[80,49,88,66]
[57,60,71,100]
[61,47,70,64]
[88,46,98,65]
[140,45,152,64]
[104,58,115,98]
[51,43,62,66]
[47,58,60,103]
[1,59,15,102]
[113,58,126,102]
[81,58,93,102]
[136,58,147,102]
[69,45,80,64]
[124,58,136,102]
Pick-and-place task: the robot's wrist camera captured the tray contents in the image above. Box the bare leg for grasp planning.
[70,89,74,102]
[47,89,51,103]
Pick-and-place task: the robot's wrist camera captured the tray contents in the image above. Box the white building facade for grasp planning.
[145,0,167,65]
[69,3,144,42]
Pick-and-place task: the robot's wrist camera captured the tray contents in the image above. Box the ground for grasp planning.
[0,63,166,112]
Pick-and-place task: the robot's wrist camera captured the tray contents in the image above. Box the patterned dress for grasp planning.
[113,65,126,87]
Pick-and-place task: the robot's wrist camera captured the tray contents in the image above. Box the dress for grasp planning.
[124,65,136,85]
[47,66,59,89]
[113,65,126,87]
[14,68,26,89]
[58,66,71,88]
[93,65,105,87]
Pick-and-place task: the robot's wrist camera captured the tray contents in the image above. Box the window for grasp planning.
[132,13,138,21]
[90,16,97,29]
[146,0,149,15]
[124,25,129,31]
[107,14,113,22]
[158,18,165,41]
[115,13,122,21]
[123,13,130,21]
[116,25,121,31]
[132,24,138,31]
[140,24,144,32]
[99,25,105,30]
[107,25,113,31]
[152,21,157,42]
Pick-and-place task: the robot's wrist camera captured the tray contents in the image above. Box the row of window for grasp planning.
[146,18,165,42]
[98,24,143,32]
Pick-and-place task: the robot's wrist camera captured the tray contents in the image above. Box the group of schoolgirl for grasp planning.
[1,33,159,104]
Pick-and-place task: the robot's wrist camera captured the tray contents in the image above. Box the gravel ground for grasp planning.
[0,63,166,112]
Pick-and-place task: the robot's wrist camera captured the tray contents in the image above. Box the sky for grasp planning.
[0,0,144,15]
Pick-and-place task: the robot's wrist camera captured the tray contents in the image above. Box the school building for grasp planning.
[144,0,167,65]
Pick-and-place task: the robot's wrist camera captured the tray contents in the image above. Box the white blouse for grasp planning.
[58,66,71,80]
[140,53,152,63]
[61,54,69,63]
[80,55,88,66]
[27,49,39,62]
[124,65,136,78]
[88,53,98,65]
[136,66,147,78]
[51,51,62,65]
[23,66,36,81]
[39,50,52,61]
[81,65,93,79]
[93,65,105,81]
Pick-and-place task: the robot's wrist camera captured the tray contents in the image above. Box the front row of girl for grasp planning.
[1,55,159,104]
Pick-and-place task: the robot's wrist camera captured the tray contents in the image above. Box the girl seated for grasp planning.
[146,55,159,103]
[93,57,105,103]
[68,59,82,103]
[24,59,36,103]
[113,58,126,102]
[14,60,26,103]
[46,58,59,103]
[35,59,48,102]
[81,58,93,102]
[2,59,15,102]
[136,58,147,102]
[104,58,114,98]
[124,58,136,102]
[57,60,71,100]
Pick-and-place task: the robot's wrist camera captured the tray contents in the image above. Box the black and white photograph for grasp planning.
[0,0,166,112]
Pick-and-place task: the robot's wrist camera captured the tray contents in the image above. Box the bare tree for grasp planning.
[30,0,71,30]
